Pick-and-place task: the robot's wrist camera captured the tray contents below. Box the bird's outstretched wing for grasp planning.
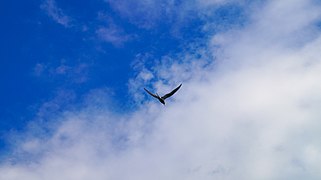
[144,88,158,99]
[161,84,182,99]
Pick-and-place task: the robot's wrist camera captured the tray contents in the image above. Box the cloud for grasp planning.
[96,13,134,47]
[33,61,89,84]
[2,0,321,179]
[41,0,73,27]
[105,0,229,30]
[106,0,174,29]
[96,26,132,47]
[33,63,47,76]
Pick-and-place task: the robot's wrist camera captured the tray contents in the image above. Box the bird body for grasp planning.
[144,84,182,105]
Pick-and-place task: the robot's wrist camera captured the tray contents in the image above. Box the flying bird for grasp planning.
[144,84,182,105]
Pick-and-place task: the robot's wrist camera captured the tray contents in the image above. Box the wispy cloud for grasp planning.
[106,0,170,29]
[41,0,73,27]
[106,0,231,30]
[2,0,321,179]
[96,13,134,47]
[96,26,132,47]
[33,61,89,84]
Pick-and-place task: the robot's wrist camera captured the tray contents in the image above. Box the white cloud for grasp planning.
[96,13,134,46]
[96,26,132,47]
[32,61,89,84]
[105,0,230,30]
[41,0,72,27]
[106,0,175,28]
[3,0,321,179]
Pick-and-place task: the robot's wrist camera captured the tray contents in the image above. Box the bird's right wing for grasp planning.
[161,84,182,99]
[144,88,158,99]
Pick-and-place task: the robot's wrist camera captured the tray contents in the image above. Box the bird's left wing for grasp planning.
[144,88,158,99]
[161,84,182,99]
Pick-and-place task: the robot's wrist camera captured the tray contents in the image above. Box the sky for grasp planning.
[1,0,321,179]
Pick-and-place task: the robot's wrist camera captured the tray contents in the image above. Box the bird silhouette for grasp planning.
[144,84,182,105]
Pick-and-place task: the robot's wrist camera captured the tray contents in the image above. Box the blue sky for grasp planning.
[2,0,321,179]
[0,0,243,145]
[1,2,192,127]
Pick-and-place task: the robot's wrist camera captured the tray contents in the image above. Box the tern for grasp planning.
[144,84,182,105]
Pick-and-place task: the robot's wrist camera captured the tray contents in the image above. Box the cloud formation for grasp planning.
[41,0,73,27]
[106,0,177,28]
[93,12,134,47]
[106,0,229,30]
[2,0,321,179]
[33,61,89,84]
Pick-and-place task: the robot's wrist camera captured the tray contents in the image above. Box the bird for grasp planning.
[144,84,182,105]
